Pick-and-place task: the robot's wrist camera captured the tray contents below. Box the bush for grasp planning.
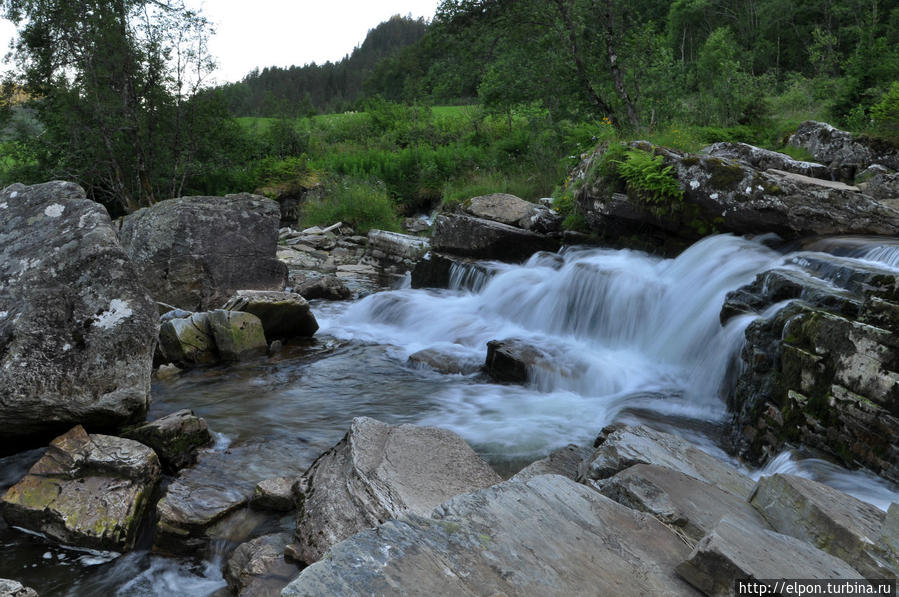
[299,178,402,234]
[871,82,899,142]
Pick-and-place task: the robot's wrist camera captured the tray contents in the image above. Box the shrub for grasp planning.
[871,82,899,142]
[299,178,402,234]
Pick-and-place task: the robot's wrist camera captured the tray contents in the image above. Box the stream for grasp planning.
[1,234,898,595]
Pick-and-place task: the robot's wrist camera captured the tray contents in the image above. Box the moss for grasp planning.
[441,521,461,534]
[705,158,746,190]
[681,156,700,167]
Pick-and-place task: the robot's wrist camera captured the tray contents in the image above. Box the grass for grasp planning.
[299,178,402,234]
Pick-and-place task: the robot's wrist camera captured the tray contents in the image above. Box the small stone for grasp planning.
[123,409,211,473]
[250,477,297,512]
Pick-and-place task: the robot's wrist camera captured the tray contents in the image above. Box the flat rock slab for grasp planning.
[750,474,896,578]
[225,532,300,597]
[123,409,211,473]
[1,425,160,552]
[767,168,860,191]
[676,517,863,597]
[120,194,287,311]
[283,475,699,597]
[223,290,318,339]
[432,214,560,262]
[0,181,158,443]
[295,417,502,563]
[580,425,755,499]
[597,464,771,542]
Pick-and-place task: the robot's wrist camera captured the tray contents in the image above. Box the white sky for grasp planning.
[0,0,441,83]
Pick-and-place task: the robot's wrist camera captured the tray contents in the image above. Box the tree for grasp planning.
[1,0,217,212]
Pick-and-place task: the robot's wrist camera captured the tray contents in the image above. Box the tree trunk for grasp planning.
[600,0,640,130]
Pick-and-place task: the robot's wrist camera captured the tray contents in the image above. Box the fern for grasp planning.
[615,148,683,205]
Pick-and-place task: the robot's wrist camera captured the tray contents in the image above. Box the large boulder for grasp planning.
[223,290,318,339]
[293,275,351,300]
[597,464,771,542]
[750,474,897,578]
[676,517,864,597]
[432,214,560,262]
[0,182,158,444]
[485,338,554,383]
[788,120,899,176]
[122,409,211,473]
[282,475,699,597]
[579,424,755,499]
[463,192,561,233]
[574,141,899,253]
[119,194,287,311]
[294,417,502,563]
[1,425,160,552]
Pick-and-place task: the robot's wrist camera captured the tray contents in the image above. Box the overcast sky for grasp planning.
[0,0,441,83]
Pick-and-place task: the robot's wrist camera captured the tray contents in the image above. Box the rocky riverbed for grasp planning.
[1,121,899,596]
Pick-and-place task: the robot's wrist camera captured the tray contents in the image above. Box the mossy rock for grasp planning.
[207,310,268,361]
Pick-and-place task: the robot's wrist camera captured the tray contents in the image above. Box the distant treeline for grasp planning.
[215,15,428,116]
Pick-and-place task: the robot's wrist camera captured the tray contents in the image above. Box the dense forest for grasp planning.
[1,0,898,222]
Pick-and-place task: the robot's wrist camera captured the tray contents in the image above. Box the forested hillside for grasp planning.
[217,15,428,116]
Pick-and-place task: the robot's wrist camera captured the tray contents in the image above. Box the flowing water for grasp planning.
[1,234,897,595]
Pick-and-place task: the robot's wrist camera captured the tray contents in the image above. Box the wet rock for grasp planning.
[597,464,771,542]
[157,312,217,366]
[703,141,829,179]
[283,475,698,597]
[407,348,482,375]
[1,425,160,552]
[579,425,755,499]
[0,579,38,597]
[432,214,560,262]
[410,252,496,290]
[225,532,300,597]
[511,444,592,482]
[293,275,351,300]
[750,474,896,578]
[676,517,864,597]
[788,120,899,175]
[122,409,211,473]
[153,452,256,555]
[120,194,287,311]
[295,417,502,563]
[223,290,318,339]
[0,181,158,444]
[485,338,553,383]
[367,229,430,261]
[463,192,561,234]
[250,477,296,512]
[207,310,268,361]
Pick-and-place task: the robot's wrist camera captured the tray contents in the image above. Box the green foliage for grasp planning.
[615,149,684,205]
[300,178,402,234]
[871,82,899,141]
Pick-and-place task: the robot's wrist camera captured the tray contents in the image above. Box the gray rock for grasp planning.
[367,229,430,261]
[1,425,160,552]
[123,409,211,473]
[120,194,287,311]
[225,533,300,597]
[878,503,899,565]
[0,579,38,597]
[485,338,552,383]
[703,141,829,179]
[295,417,502,563]
[157,312,217,366]
[0,182,158,443]
[153,451,256,555]
[403,217,431,234]
[865,171,899,203]
[579,425,755,499]
[750,474,896,578]
[282,475,699,597]
[410,252,497,290]
[207,310,268,361]
[676,517,864,597]
[597,464,771,542]
[250,477,297,512]
[463,192,561,234]
[789,120,899,174]
[432,214,560,262]
[293,275,351,300]
[223,290,318,339]
[407,348,482,375]
[511,444,591,482]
